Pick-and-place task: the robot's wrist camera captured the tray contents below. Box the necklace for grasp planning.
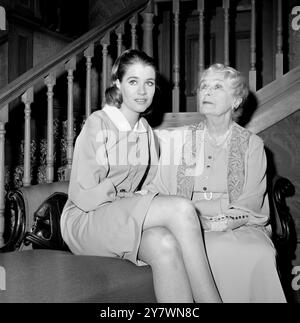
[205,125,232,147]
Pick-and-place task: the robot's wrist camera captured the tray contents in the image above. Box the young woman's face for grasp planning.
[199,71,238,118]
[117,62,156,115]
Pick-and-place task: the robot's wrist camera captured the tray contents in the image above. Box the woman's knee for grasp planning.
[145,196,199,231]
[168,197,199,227]
[139,227,182,267]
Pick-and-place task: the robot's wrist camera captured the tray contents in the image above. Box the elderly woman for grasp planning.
[147,63,286,302]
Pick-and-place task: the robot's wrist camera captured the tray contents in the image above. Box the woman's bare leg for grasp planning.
[143,195,221,303]
[138,227,193,303]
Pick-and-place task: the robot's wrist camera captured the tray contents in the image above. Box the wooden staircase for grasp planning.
[0,0,151,247]
[248,65,300,133]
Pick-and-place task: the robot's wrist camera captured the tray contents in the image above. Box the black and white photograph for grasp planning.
[0,0,299,310]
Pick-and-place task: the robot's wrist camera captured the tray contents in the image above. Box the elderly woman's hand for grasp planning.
[199,216,211,231]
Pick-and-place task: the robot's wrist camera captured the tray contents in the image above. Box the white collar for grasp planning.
[102,104,147,133]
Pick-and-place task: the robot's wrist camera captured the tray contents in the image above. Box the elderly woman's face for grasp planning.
[199,71,237,118]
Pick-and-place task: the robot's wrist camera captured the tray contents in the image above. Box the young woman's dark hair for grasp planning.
[104,49,158,109]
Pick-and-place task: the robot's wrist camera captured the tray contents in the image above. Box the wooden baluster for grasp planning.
[198,0,205,77]
[0,120,5,248]
[65,58,76,173]
[249,0,257,91]
[142,1,154,57]
[197,0,205,112]
[129,15,138,49]
[0,105,7,248]
[44,72,56,183]
[84,44,94,118]
[21,87,34,187]
[0,8,7,247]
[276,0,283,78]
[116,23,125,56]
[0,119,6,248]
[0,105,8,247]
[223,0,230,66]
[172,0,180,113]
[101,33,110,103]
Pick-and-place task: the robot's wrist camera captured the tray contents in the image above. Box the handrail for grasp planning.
[246,65,300,133]
[256,64,300,106]
[0,0,149,110]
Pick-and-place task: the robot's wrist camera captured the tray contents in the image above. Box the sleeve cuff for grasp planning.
[203,213,249,231]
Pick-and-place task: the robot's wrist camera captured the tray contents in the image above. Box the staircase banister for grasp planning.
[0,0,150,110]
[245,65,300,134]
[256,64,300,106]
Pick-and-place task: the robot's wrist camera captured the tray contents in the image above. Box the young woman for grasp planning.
[60,49,221,303]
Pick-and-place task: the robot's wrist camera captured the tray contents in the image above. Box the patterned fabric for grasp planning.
[227,124,251,203]
[176,121,251,203]
[176,123,204,198]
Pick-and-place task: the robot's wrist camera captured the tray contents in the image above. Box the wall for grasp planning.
[32,29,70,112]
[33,31,68,66]
[89,0,146,27]
[260,111,300,303]
[260,112,300,234]
[32,29,72,131]
[0,42,8,88]
[283,1,300,303]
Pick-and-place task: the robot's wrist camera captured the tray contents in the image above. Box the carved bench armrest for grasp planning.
[1,182,69,252]
[270,176,296,252]
[0,190,27,252]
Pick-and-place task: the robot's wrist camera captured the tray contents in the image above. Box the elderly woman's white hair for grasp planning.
[199,63,249,120]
